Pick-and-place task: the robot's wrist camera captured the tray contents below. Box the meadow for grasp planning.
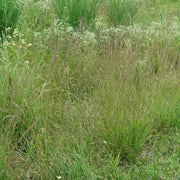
[0,0,180,179]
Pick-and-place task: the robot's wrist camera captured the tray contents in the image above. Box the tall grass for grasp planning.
[18,0,53,32]
[52,0,102,28]
[0,0,180,179]
[106,0,139,26]
[0,0,21,37]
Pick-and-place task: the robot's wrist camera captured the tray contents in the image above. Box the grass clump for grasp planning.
[0,0,21,38]
[106,0,140,26]
[52,0,102,28]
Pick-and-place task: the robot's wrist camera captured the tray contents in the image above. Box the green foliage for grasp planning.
[0,0,21,37]
[52,0,102,28]
[106,0,140,26]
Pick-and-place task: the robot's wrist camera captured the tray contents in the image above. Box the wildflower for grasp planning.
[40,128,45,133]
[24,61,29,64]
[6,36,12,39]
[56,176,62,179]
[28,43,32,47]
[22,39,26,45]
[6,27,12,31]
[13,29,18,36]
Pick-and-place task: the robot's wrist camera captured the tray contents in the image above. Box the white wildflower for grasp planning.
[22,39,26,45]
[28,43,32,47]
[56,176,62,179]
[6,35,12,39]
[24,61,29,64]
[6,27,12,31]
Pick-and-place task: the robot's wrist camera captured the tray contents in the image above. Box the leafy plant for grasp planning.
[0,0,21,37]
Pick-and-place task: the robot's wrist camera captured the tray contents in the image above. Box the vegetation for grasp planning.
[106,0,140,26]
[0,0,180,179]
[52,0,102,28]
[0,0,21,38]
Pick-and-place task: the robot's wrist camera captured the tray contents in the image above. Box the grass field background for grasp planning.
[0,0,180,179]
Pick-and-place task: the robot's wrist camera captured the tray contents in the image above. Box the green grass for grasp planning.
[0,0,180,179]
[52,0,140,28]
[52,0,102,28]
[0,0,21,38]
[18,0,53,32]
[106,0,140,26]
